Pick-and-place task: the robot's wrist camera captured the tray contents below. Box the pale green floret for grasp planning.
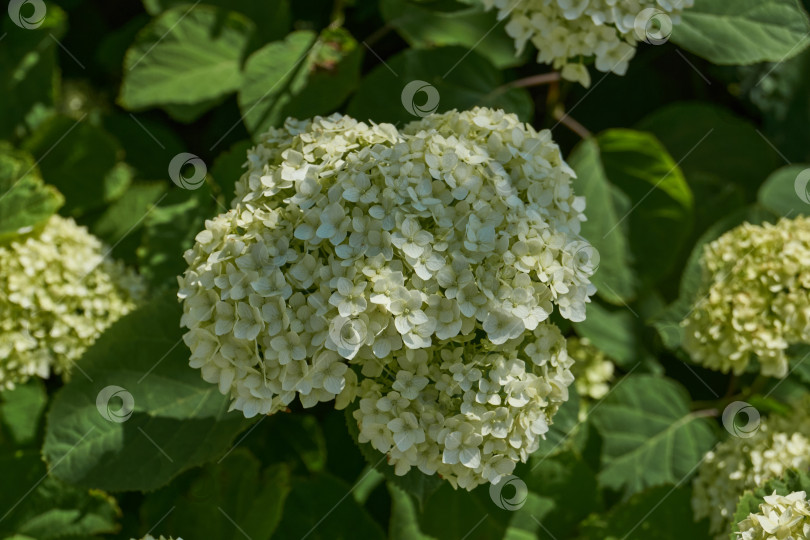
[133,535,183,540]
[0,215,145,389]
[178,107,596,489]
[737,491,810,540]
[566,336,614,400]
[478,0,694,86]
[692,402,810,538]
[682,216,810,378]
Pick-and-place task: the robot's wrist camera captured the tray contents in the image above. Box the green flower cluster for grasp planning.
[682,216,810,377]
[566,336,614,400]
[0,215,145,388]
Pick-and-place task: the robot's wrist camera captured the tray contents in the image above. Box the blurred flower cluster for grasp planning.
[178,107,597,488]
[0,215,145,389]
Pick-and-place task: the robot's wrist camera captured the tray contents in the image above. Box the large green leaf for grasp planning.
[568,138,638,305]
[142,0,290,42]
[42,294,252,492]
[0,5,66,138]
[119,6,255,111]
[758,164,810,217]
[419,483,506,540]
[591,375,716,495]
[237,28,362,137]
[21,115,122,216]
[0,450,120,539]
[140,450,290,540]
[346,46,532,125]
[672,0,810,65]
[388,482,436,540]
[380,0,525,68]
[597,129,694,284]
[273,473,386,540]
[0,143,63,242]
[578,484,711,540]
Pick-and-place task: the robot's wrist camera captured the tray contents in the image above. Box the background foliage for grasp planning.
[3,0,810,538]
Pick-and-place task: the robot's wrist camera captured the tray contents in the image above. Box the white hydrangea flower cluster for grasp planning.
[737,491,810,540]
[692,403,810,538]
[178,107,596,487]
[682,217,810,378]
[0,215,145,389]
[566,336,614,400]
[354,322,572,489]
[478,0,693,86]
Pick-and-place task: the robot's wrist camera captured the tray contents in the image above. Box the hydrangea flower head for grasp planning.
[737,491,810,540]
[479,0,694,86]
[0,215,145,389]
[682,216,810,378]
[178,107,596,488]
[692,402,810,538]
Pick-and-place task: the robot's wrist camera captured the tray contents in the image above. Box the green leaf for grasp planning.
[21,115,121,216]
[419,483,505,540]
[242,413,328,473]
[211,139,251,201]
[502,493,555,540]
[0,380,47,446]
[388,482,436,540]
[237,28,362,137]
[591,375,716,496]
[578,484,711,540]
[637,103,781,203]
[42,293,252,492]
[758,164,810,217]
[119,6,255,111]
[91,182,167,250]
[597,129,694,283]
[140,449,290,540]
[0,5,66,137]
[273,473,386,540]
[344,402,443,507]
[346,46,533,125]
[380,0,525,68]
[0,450,120,539]
[568,138,637,305]
[523,450,600,538]
[137,187,218,290]
[0,142,63,242]
[574,302,654,371]
[672,0,810,65]
[142,0,290,42]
